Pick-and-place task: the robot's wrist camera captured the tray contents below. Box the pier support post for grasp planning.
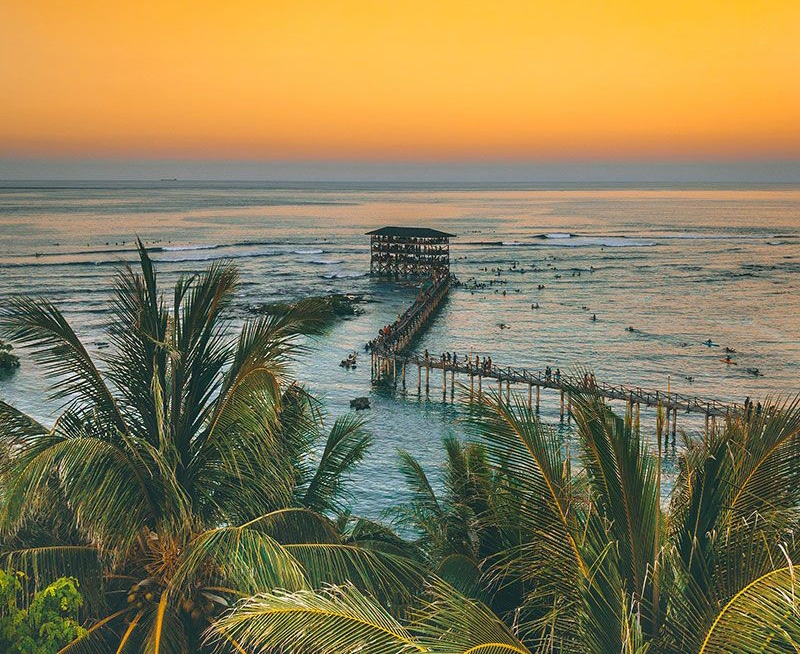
[656,402,663,444]
[478,374,482,400]
[417,364,421,395]
[506,379,511,403]
[567,394,572,423]
[635,403,640,433]
[536,385,540,412]
[671,408,677,441]
[704,412,709,438]
[470,373,474,400]
[425,365,429,396]
[528,384,532,412]
[401,362,406,390]
[442,366,446,402]
[665,403,670,439]
[560,390,565,421]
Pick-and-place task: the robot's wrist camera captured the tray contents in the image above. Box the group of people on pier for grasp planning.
[366,271,451,354]
[422,349,495,373]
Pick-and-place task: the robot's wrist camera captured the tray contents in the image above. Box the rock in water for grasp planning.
[350,397,370,411]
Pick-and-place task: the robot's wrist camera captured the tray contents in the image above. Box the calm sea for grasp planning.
[1,181,799,513]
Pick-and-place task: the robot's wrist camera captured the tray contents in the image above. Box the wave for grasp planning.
[19,239,291,260]
[537,232,575,239]
[1,248,282,269]
[645,232,775,240]
[305,258,344,265]
[320,271,365,279]
[161,244,221,251]
[162,249,280,262]
[492,237,656,248]
[294,249,324,255]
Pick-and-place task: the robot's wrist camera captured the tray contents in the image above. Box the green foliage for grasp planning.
[0,243,401,654]
[0,339,20,371]
[0,570,85,654]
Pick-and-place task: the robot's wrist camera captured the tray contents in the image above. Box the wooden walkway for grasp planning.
[368,273,742,437]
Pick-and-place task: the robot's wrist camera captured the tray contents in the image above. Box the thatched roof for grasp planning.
[366,226,455,238]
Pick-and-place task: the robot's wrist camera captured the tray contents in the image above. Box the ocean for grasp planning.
[1,181,799,514]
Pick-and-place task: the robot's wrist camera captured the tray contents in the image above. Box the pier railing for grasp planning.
[368,273,452,355]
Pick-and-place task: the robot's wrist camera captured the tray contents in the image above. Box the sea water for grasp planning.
[1,181,799,514]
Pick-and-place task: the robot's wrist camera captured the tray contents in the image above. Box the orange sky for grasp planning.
[1,0,799,160]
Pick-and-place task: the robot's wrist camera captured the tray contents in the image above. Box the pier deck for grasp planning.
[367,272,744,435]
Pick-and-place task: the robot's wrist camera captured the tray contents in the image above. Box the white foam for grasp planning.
[294,249,324,254]
[164,249,279,262]
[321,271,365,279]
[162,244,220,251]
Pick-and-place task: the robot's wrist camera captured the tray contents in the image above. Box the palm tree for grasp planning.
[212,388,800,654]
[0,243,422,653]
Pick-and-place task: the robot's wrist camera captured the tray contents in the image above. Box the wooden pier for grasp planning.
[367,271,744,439]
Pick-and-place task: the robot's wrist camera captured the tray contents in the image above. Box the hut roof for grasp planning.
[366,226,456,238]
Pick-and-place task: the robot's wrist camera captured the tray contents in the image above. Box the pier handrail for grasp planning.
[366,270,747,420]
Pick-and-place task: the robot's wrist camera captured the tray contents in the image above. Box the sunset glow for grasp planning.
[2,0,799,160]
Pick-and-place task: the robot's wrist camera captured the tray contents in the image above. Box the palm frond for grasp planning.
[0,296,128,434]
[282,542,425,606]
[106,240,169,445]
[463,391,586,598]
[414,577,532,654]
[169,524,309,601]
[301,413,372,514]
[698,563,800,654]
[209,584,425,654]
[571,391,662,632]
[0,424,159,554]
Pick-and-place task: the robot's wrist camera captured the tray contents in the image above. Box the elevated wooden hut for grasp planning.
[367,226,455,278]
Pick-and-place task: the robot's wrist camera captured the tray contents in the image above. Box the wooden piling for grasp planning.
[635,403,640,432]
[442,365,446,401]
[536,385,540,412]
[656,402,663,443]
[528,383,532,411]
[560,390,565,421]
[425,365,429,395]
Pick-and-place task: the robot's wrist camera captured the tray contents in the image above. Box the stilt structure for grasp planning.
[367,226,455,278]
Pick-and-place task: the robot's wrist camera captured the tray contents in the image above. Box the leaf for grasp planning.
[209,584,426,654]
[698,564,800,654]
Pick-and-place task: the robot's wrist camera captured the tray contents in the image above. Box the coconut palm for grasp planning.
[212,388,800,654]
[0,243,422,653]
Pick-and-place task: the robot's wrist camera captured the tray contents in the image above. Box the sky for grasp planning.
[1,0,800,179]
